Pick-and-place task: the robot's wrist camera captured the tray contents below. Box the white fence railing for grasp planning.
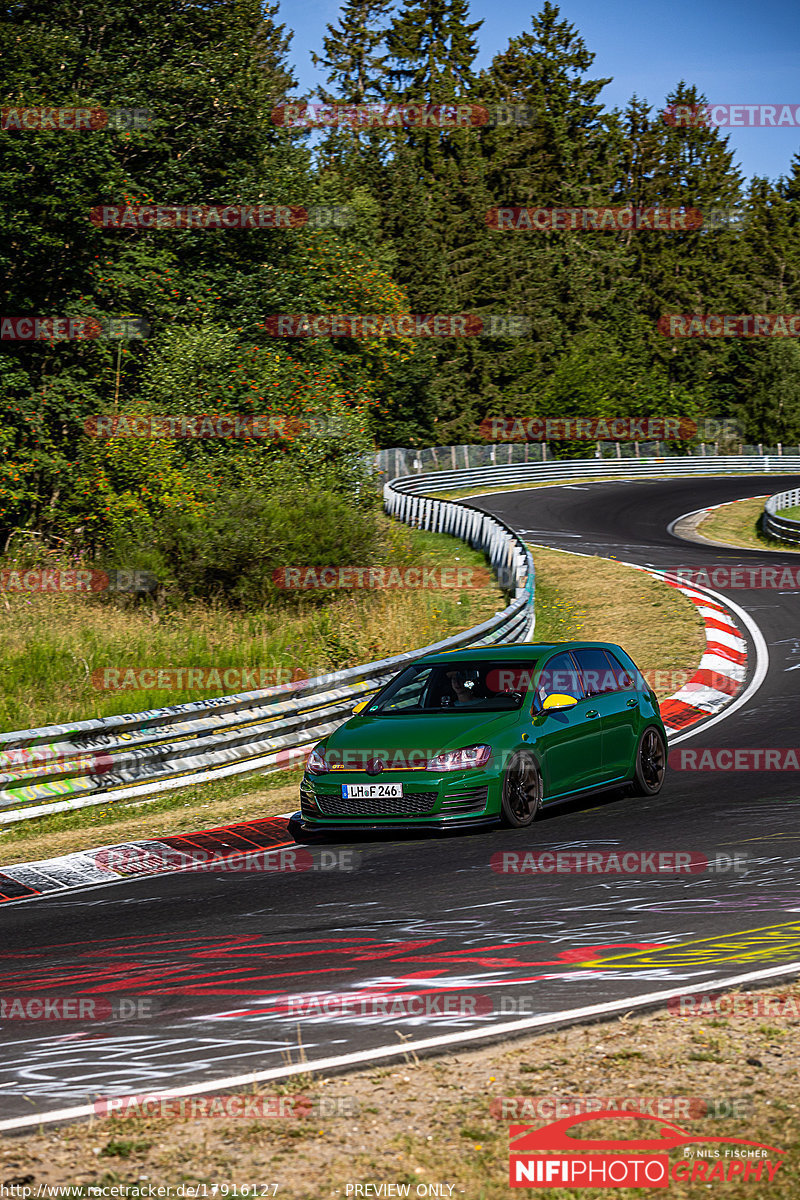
[386,454,800,494]
[764,487,800,544]
[372,444,799,483]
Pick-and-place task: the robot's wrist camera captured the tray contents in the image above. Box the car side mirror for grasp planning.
[352,701,368,715]
[542,693,579,712]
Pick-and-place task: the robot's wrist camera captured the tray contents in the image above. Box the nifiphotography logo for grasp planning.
[508,1110,785,1188]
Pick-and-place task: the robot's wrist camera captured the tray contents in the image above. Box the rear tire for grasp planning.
[500,751,542,827]
[631,727,666,796]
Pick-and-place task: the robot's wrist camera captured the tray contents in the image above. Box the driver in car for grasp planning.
[446,669,488,706]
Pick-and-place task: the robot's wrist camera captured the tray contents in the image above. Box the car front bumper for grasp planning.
[288,811,501,840]
[297,768,500,832]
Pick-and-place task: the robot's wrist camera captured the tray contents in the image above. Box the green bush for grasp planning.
[153,483,381,608]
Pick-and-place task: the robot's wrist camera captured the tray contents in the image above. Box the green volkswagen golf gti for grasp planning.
[290,641,668,837]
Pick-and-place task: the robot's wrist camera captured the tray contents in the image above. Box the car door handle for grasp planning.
[626,698,638,708]
[586,709,600,718]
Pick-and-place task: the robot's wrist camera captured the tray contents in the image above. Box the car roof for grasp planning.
[421,641,624,665]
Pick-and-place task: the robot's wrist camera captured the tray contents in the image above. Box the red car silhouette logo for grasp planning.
[510,1110,784,1155]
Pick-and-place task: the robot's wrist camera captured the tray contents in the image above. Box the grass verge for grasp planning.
[695,496,800,553]
[4,977,797,1197]
[0,519,502,731]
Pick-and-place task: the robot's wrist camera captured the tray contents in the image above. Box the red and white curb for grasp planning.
[653,574,747,733]
[0,815,295,904]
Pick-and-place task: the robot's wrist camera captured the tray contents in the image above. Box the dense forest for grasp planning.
[2,0,800,592]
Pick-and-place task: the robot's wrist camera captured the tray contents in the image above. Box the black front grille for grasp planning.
[316,790,439,818]
[441,785,489,814]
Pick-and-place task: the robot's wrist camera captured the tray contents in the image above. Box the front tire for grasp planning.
[631,727,666,796]
[501,751,542,827]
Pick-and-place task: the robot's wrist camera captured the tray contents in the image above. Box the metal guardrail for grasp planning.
[0,495,535,826]
[764,486,800,544]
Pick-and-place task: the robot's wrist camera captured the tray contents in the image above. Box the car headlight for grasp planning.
[425,744,492,772]
[306,743,330,775]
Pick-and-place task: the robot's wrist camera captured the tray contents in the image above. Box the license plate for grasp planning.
[342,782,403,799]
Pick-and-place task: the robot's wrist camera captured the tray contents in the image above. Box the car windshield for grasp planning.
[366,661,537,714]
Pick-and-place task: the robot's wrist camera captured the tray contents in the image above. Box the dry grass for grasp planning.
[695,496,800,553]
[0,522,501,730]
[4,979,797,1197]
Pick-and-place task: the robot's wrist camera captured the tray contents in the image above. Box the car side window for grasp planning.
[574,648,624,697]
[605,650,636,692]
[380,666,434,712]
[537,652,585,704]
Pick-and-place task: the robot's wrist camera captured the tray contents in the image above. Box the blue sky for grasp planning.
[277,0,800,184]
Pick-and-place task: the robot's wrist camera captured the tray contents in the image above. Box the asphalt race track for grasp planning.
[2,474,800,1127]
